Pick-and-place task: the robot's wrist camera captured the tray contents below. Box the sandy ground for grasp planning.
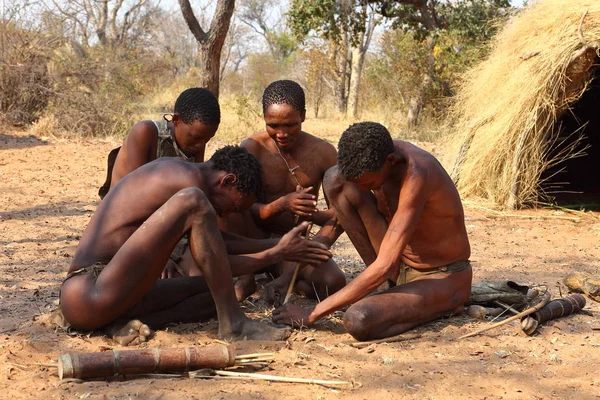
[1,130,599,400]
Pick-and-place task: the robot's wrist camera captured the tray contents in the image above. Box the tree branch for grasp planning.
[178,0,209,43]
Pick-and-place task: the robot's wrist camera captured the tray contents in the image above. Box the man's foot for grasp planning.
[110,319,152,346]
[264,276,289,306]
[221,318,291,341]
[234,274,257,302]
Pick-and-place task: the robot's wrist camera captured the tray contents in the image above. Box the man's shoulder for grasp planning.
[301,132,335,151]
[128,120,160,142]
[241,132,270,153]
[300,132,336,164]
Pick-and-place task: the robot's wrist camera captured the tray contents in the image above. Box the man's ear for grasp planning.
[386,153,396,166]
[172,113,182,126]
[300,109,306,123]
[221,173,238,187]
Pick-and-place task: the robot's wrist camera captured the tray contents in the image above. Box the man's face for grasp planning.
[264,103,305,151]
[350,170,386,191]
[175,119,219,160]
[211,179,256,217]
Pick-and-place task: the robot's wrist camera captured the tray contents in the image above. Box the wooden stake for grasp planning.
[350,333,422,348]
[459,292,551,340]
[283,222,313,305]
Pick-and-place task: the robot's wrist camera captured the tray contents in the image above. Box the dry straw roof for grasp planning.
[450,0,600,209]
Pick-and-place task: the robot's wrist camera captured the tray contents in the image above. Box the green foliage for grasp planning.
[287,0,366,46]
[440,0,510,42]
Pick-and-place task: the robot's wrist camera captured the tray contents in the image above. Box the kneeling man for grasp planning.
[273,122,471,341]
[60,146,289,345]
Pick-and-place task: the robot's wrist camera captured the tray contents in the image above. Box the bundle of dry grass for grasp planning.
[449,0,600,209]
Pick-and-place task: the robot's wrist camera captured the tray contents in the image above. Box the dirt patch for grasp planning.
[1,131,599,399]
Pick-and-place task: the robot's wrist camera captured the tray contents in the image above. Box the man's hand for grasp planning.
[278,186,318,217]
[272,303,315,328]
[276,222,331,264]
[161,259,184,279]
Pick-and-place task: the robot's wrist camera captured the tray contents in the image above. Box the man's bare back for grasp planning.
[62,147,290,344]
[371,140,470,272]
[273,122,471,341]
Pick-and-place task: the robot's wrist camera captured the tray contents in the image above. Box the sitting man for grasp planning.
[273,122,472,341]
[98,87,220,198]
[222,80,346,303]
[60,146,291,345]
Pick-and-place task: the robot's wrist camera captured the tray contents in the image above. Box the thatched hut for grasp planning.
[450,0,600,209]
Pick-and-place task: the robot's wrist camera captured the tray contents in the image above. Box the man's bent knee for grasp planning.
[343,304,374,341]
[322,268,346,295]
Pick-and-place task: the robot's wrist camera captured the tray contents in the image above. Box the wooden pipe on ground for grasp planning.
[521,294,586,335]
[58,344,235,380]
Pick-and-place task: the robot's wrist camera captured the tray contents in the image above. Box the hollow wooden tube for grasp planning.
[58,344,235,380]
[521,294,586,335]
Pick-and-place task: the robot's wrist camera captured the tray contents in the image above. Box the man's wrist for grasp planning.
[266,245,284,264]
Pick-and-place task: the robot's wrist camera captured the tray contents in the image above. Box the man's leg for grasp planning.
[218,210,269,301]
[60,188,290,342]
[343,266,472,341]
[323,166,388,265]
[295,258,346,300]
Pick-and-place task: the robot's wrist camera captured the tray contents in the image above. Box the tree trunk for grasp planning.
[346,12,378,119]
[406,35,435,129]
[334,31,349,114]
[346,44,362,119]
[179,0,235,98]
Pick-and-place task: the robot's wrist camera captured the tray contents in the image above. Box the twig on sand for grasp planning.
[350,333,422,349]
[459,292,551,340]
[494,301,521,315]
[190,369,351,387]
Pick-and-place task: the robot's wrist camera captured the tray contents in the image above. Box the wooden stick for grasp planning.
[494,301,521,315]
[235,353,274,360]
[283,222,313,305]
[212,370,351,386]
[459,292,551,340]
[350,333,422,348]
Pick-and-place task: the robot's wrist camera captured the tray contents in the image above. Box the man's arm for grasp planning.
[274,167,430,326]
[223,223,332,272]
[122,121,158,177]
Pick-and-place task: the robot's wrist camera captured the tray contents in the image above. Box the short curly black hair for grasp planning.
[337,122,395,180]
[174,88,221,125]
[262,80,306,114]
[210,145,264,201]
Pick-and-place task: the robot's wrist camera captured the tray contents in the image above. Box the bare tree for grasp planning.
[220,18,252,81]
[237,0,297,62]
[149,9,199,77]
[178,0,235,98]
[49,0,159,47]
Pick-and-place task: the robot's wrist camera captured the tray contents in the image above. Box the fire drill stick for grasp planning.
[283,222,313,305]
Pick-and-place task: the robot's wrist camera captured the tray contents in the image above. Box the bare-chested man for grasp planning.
[222,80,346,304]
[273,122,472,341]
[98,87,220,198]
[60,146,292,345]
